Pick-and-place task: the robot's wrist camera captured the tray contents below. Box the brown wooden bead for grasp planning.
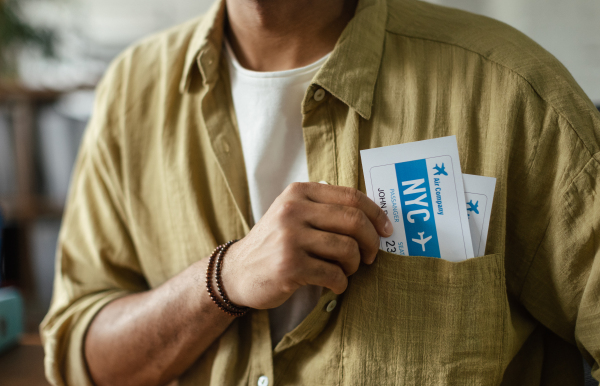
[205,240,248,317]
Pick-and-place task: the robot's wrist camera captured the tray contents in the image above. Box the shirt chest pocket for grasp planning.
[339,251,508,386]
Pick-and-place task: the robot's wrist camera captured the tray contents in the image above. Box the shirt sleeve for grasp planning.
[519,152,600,379]
[40,58,149,386]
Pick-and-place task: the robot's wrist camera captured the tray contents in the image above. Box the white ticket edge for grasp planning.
[360,136,474,261]
[463,174,496,257]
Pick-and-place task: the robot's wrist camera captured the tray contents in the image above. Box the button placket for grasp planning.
[249,310,274,386]
[197,49,218,84]
[302,89,337,187]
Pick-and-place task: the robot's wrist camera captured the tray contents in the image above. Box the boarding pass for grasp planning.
[361,136,495,262]
[463,173,496,258]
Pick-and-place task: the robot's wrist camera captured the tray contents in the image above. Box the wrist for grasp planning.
[205,240,249,317]
[218,241,245,306]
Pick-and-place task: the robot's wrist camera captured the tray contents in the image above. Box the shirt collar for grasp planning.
[311,0,387,120]
[179,0,387,120]
[179,0,226,92]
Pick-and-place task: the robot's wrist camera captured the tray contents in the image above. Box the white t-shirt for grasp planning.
[223,42,329,346]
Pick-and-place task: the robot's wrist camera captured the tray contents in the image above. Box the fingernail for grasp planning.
[384,218,393,236]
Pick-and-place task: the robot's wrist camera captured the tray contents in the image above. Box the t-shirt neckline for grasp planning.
[223,39,331,79]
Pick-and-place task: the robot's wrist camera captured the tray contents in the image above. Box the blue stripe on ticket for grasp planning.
[395,160,441,258]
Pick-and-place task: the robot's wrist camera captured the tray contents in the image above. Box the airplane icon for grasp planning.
[412,232,432,252]
[433,163,448,176]
[467,200,479,214]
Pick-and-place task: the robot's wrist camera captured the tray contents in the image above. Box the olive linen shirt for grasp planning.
[41,0,600,384]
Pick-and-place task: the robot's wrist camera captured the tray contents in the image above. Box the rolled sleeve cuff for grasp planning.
[41,290,130,386]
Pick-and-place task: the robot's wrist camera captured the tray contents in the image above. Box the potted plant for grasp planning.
[0,0,54,81]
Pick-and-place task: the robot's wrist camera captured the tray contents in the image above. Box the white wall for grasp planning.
[21,0,599,103]
[19,0,215,89]
[76,0,215,56]
[425,0,600,104]
[77,0,599,103]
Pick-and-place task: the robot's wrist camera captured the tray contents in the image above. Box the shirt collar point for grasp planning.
[179,0,225,93]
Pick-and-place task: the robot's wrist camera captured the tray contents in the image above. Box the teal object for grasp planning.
[0,287,23,354]
[0,208,3,286]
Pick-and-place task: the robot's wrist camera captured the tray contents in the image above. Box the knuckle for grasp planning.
[343,187,363,208]
[278,200,297,217]
[341,236,359,256]
[343,258,360,276]
[344,207,366,231]
[331,270,348,293]
[279,281,296,296]
[285,182,304,196]
[330,265,343,282]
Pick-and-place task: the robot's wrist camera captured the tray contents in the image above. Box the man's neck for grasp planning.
[225,0,358,72]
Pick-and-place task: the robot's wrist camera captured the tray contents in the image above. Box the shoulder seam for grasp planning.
[383,29,598,159]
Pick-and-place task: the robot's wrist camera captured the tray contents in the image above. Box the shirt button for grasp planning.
[326,300,337,312]
[318,180,329,184]
[314,88,326,102]
[257,375,269,386]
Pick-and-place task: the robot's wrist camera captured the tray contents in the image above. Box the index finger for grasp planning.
[297,182,393,238]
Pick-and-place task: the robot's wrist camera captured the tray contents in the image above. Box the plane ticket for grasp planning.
[360,136,475,262]
[463,174,496,257]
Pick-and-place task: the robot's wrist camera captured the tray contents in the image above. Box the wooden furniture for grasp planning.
[0,82,64,331]
[0,82,65,220]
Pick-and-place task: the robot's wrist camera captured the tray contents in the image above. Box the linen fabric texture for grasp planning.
[40,0,600,385]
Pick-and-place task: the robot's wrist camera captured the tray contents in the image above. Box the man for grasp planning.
[41,0,600,385]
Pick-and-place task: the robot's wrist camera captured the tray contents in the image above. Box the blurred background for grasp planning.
[0,0,598,384]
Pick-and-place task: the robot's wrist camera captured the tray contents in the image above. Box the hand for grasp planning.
[220,182,393,309]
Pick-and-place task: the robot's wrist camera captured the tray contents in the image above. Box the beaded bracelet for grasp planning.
[214,241,249,314]
[205,240,249,317]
